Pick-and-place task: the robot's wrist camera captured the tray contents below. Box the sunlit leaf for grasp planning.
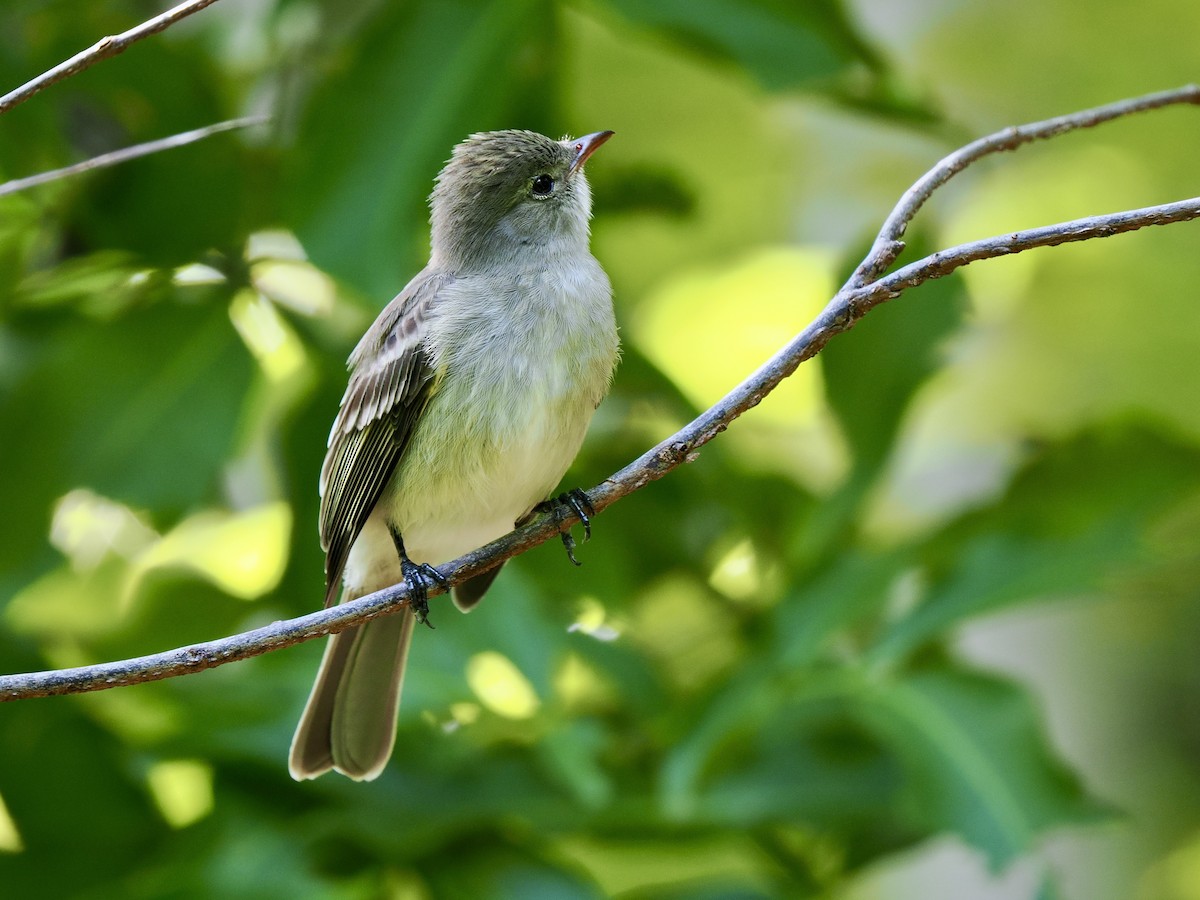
[0,291,254,579]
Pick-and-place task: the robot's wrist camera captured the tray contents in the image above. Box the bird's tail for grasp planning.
[288,608,416,781]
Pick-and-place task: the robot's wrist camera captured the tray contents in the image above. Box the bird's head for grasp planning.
[429,129,613,271]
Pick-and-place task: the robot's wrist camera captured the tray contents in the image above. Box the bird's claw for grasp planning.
[390,523,447,628]
[562,488,595,541]
[561,530,581,567]
[399,556,447,629]
[541,488,595,567]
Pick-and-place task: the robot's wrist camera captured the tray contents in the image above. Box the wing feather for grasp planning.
[318,269,451,606]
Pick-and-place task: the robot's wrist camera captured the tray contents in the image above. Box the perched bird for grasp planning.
[289,129,619,781]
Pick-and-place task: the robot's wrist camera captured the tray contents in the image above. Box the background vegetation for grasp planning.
[2,1,1199,897]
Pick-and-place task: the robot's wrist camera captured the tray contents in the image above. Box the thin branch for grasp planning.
[0,0,223,115]
[0,116,269,198]
[587,197,1200,509]
[846,84,1200,287]
[875,196,1200,294]
[2,87,1199,701]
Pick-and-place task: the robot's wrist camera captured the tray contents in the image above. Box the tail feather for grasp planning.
[288,609,416,781]
[451,561,505,611]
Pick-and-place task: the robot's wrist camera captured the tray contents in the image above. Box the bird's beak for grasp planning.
[566,130,614,178]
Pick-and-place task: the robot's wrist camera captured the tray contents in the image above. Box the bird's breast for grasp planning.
[382,255,617,563]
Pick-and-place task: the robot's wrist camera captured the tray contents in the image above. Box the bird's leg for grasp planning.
[537,488,596,567]
[387,524,447,629]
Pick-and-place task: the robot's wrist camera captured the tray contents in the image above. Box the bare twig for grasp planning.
[846,84,1200,287]
[2,86,1198,701]
[0,0,223,115]
[0,116,269,197]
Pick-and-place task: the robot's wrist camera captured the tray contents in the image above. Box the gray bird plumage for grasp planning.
[289,129,619,781]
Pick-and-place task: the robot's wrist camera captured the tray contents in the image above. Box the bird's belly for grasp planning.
[341,260,617,591]
[381,374,597,567]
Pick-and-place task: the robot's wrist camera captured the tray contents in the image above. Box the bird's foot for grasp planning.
[540,488,595,567]
[400,556,447,629]
[390,523,447,629]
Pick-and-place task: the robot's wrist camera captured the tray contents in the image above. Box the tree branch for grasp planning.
[3,86,1198,701]
[0,116,270,197]
[0,0,224,115]
[847,84,1200,286]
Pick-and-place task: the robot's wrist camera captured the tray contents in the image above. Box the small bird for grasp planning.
[289,129,620,781]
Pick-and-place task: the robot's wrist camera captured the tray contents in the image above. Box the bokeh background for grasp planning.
[2,1,1200,898]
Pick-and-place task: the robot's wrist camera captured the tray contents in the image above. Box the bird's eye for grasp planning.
[531,174,555,197]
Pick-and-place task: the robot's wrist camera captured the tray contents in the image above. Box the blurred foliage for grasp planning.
[2,1,1200,899]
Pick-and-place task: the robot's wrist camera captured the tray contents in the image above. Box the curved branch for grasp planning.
[3,87,1199,701]
[0,0,224,115]
[593,197,1200,507]
[0,116,270,197]
[846,84,1200,286]
[876,196,1200,293]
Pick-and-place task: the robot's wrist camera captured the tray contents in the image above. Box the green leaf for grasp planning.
[871,426,1200,665]
[785,251,966,566]
[699,708,904,829]
[621,883,777,900]
[536,718,614,810]
[773,549,906,668]
[821,251,967,479]
[1037,873,1067,900]
[425,845,604,900]
[0,288,254,577]
[306,754,593,860]
[601,0,874,91]
[854,666,1112,869]
[0,697,166,897]
[287,0,555,300]
[659,661,785,821]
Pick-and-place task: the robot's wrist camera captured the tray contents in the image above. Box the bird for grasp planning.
[288,129,620,781]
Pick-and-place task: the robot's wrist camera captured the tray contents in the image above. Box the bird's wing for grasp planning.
[318,268,452,606]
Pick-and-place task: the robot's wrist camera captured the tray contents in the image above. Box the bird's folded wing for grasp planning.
[317,269,452,606]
